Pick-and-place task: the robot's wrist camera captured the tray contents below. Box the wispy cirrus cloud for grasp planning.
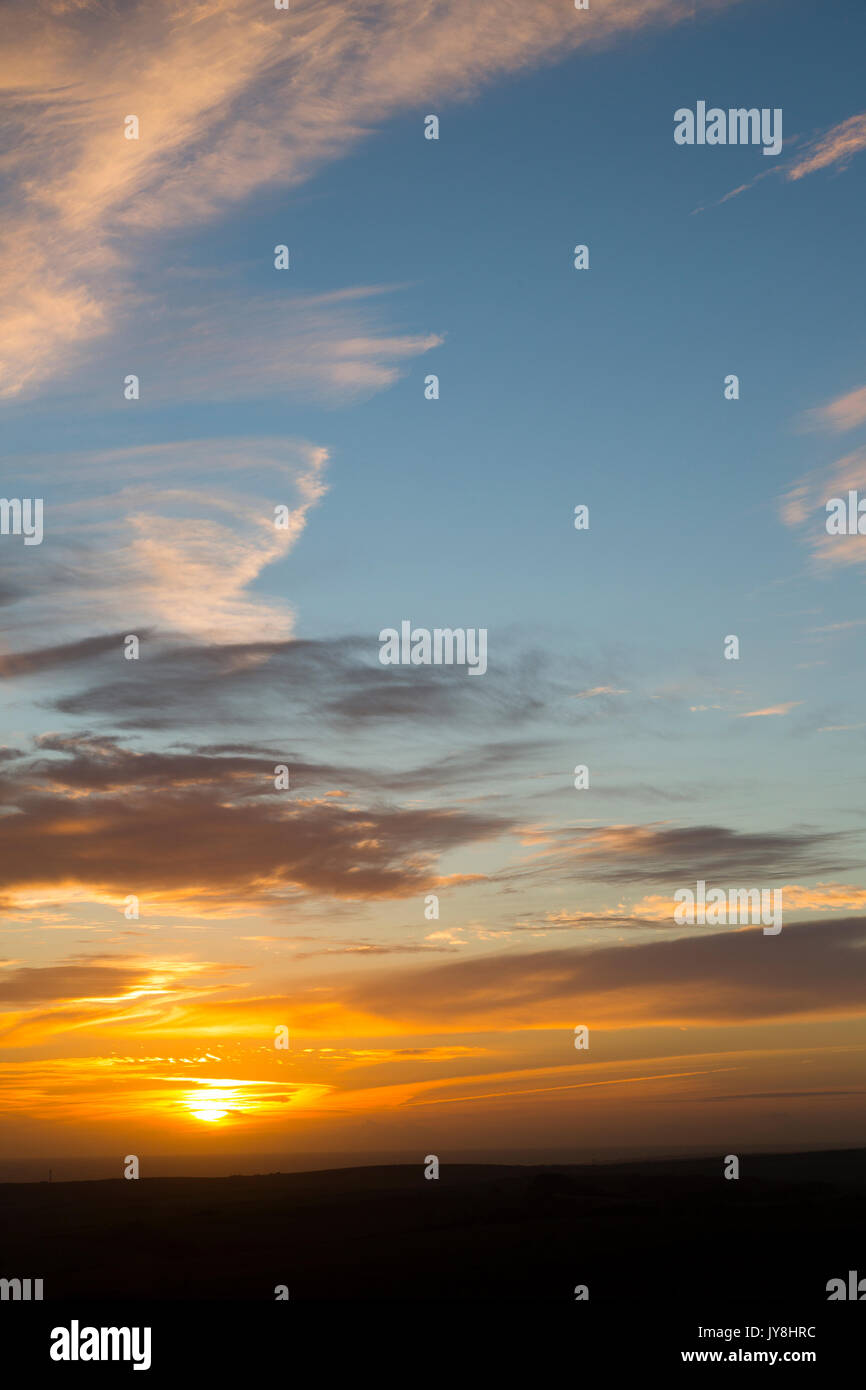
[571,685,630,699]
[804,384,866,435]
[50,282,444,408]
[695,110,866,213]
[787,112,866,180]
[0,953,245,1050]
[779,446,866,571]
[0,0,741,398]
[736,702,802,718]
[0,437,327,645]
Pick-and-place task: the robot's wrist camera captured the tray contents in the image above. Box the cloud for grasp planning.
[778,883,866,912]
[507,822,853,886]
[0,0,739,397]
[571,685,629,699]
[786,112,866,180]
[539,901,677,931]
[7,915,866,1058]
[0,954,226,1007]
[285,939,462,959]
[0,633,128,678]
[540,883,866,929]
[0,739,514,908]
[695,1090,866,1103]
[0,958,147,1006]
[16,731,538,803]
[345,917,866,1028]
[12,914,866,1049]
[736,702,801,718]
[0,952,244,1048]
[30,634,552,733]
[0,1052,328,1120]
[779,446,866,571]
[696,110,866,213]
[62,283,444,407]
[0,438,328,645]
[805,384,866,435]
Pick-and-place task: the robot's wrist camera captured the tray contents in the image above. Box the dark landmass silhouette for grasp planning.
[2,1147,863,1301]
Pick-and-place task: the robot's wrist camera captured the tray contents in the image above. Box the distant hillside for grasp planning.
[1,1149,864,1301]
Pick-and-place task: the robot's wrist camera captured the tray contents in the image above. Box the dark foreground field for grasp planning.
[1,1148,863,1301]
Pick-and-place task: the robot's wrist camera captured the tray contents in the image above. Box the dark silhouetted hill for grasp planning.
[1,1148,863,1301]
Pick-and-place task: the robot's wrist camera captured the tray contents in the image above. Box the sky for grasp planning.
[1,0,866,1178]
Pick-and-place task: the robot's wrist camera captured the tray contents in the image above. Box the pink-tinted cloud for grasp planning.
[737,702,801,718]
[696,110,866,213]
[787,112,866,180]
[805,384,866,434]
[1,0,741,397]
[780,447,866,571]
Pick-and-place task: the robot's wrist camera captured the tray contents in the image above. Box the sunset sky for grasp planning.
[2,0,866,1178]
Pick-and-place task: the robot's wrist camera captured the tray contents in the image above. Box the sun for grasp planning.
[183,1084,240,1123]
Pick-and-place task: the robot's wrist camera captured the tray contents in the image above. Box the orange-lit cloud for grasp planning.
[342,917,866,1030]
[737,702,801,718]
[0,742,510,915]
[545,884,866,930]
